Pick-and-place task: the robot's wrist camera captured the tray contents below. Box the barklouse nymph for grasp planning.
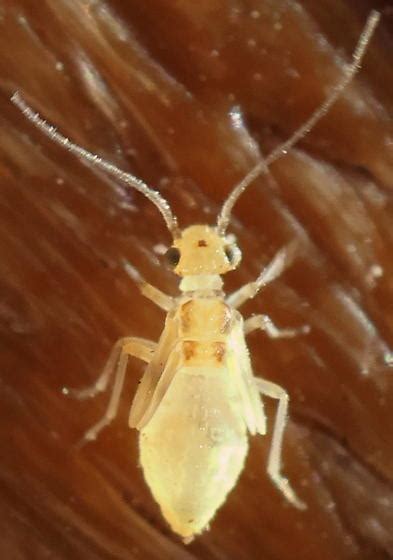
[11,10,379,541]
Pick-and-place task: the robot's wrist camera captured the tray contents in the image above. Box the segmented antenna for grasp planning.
[11,92,180,239]
[217,10,380,235]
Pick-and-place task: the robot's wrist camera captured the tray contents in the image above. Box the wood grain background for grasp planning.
[0,1,393,558]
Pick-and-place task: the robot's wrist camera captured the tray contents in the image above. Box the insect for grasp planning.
[12,10,379,541]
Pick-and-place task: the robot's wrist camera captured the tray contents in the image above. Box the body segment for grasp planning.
[140,364,248,538]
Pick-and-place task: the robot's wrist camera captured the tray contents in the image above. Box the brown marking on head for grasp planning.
[171,225,242,276]
[213,342,226,363]
[183,341,196,361]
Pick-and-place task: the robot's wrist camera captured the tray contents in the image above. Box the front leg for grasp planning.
[255,377,305,510]
[226,243,297,309]
[244,315,309,338]
[65,336,157,443]
[123,261,173,311]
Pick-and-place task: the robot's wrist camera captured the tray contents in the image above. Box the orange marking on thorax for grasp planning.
[179,299,231,339]
[181,340,227,367]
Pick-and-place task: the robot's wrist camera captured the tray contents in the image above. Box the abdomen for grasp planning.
[139,365,248,539]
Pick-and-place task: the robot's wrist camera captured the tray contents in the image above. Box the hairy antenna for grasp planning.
[11,92,180,238]
[217,10,380,235]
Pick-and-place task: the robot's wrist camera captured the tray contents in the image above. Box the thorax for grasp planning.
[175,295,232,340]
[171,292,239,368]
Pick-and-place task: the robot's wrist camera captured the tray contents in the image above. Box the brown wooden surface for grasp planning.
[1,1,393,558]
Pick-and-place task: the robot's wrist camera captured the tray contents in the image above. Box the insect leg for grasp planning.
[65,337,156,400]
[139,283,173,311]
[226,243,297,309]
[123,261,173,311]
[255,377,305,509]
[244,315,309,337]
[79,337,157,442]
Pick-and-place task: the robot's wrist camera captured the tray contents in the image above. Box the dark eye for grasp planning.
[165,247,181,267]
[225,246,234,263]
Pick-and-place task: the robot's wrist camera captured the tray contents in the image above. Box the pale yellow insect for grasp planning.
[12,10,379,541]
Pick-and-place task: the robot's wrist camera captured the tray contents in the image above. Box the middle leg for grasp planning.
[244,315,309,338]
[69,337,156,443]
[65,337,156,400]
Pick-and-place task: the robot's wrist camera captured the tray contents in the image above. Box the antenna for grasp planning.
[11,92,180,239]
[217,10,380,235]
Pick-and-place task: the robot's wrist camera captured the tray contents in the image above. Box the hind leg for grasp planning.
[255,377,305,509]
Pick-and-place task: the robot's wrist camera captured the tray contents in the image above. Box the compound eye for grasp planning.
[165,247,181,267]
[225,246,234,264]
